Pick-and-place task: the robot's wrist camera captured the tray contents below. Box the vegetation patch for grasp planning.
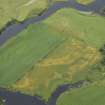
[76,0,95,5]
[13,37,100,100]
[0,7,105,102]
[0,0,49,30]
[0,23,65,86]
[57,84,105,105]
[44,8,105,48]
[0,98,4,105]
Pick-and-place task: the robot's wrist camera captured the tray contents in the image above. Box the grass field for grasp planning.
[11,8,105,100]
[0,23,66,86]
[76,0,95,5]
[12,36,100,99]
[57,83,105,105]
[44,8,105,48]
[0,0,49,30]
[52,0,68,3]
[0,6,105,102]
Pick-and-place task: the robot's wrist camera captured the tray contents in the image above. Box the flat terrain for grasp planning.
[0,0,49,30]
[44,8,105,48]
[57,83,105,105]
[76,0,95,5]
[0,23,65,86]
[0,8,104,99]
[0,0,105,104]
[13,36,100,99]
[0,0,68,31]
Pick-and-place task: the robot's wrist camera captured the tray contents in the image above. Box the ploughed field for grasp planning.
[0,0,105,105]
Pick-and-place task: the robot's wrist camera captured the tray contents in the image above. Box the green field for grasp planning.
[0,0,68,31]
[0,0,50,30]
[0,3,105,104]
[12,36,100,99]
[57,83,105,105]
[44,8,105,48]
[76,0,95,5]
[0,23,67,86]
[10,8,105,100]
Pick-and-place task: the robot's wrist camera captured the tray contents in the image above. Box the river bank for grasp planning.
[0,80,86,105]
[0,0,105,46]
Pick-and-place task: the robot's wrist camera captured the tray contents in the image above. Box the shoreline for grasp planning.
[0,0,105,46]
[0,80,86,105]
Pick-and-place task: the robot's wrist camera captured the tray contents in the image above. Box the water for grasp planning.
[0,0,105,105]
[0,80,85,105]
[0,0,105,45]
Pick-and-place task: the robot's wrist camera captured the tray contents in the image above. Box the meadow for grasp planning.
[13,36,100,100]
[44,8,105,48]
[57,83,105,105]
[0,6,105,103]
[0,0,49,31]
[0,22,66,86]
[76,0,95,5]
[0,0,68,31]
[12,8,105,99]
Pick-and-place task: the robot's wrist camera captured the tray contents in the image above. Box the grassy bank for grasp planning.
[76,0,95,5]
[57,83,105,105]
[0,0,49,30]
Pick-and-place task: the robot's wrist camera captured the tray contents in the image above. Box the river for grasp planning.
[0,0,105,105]
[0,0,105,45]
[0,80,85,105]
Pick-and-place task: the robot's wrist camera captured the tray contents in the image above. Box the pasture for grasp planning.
[0,0,48,30]
[0,7,105,102]
[57,84,105,105]
[76,0,95,5]
[0,23,65,86]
